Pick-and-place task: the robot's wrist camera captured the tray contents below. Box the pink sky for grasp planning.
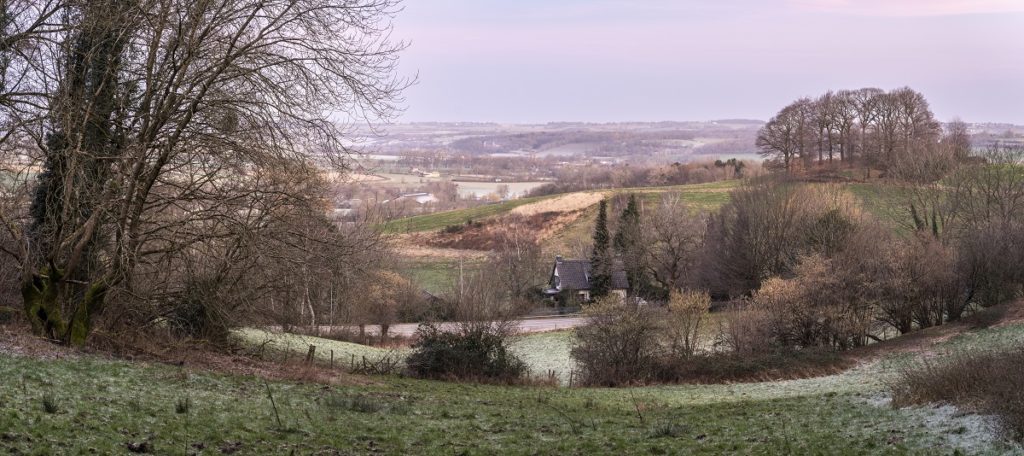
[393,1,1024,123]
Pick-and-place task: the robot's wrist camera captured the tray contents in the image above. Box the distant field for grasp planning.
[397,258,483,295]
[391,178,915,292]
[382,195,554,233]
[384,180,741,235]
[846,183,914,230]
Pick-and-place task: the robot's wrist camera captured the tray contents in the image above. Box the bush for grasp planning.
[956,223,1024,308]
[892,346,1024,440]
[571,298,664,386]
[165,280,231,342]
[661,349,849,384]
[663,290,710,358]
[715,305,774,354]
[702,178,863,297]
[405,322,527,383]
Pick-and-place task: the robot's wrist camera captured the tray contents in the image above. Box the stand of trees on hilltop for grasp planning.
[757,87,971,177]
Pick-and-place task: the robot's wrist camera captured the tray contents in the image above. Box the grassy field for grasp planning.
[382,196,554,234]
[847,183,915,230]
[383,181,741,235]
[233,328,407,365]
[3,319,1021,454]
[396,259,472,296]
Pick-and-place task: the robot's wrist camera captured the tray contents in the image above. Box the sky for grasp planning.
[391,0,1024,124]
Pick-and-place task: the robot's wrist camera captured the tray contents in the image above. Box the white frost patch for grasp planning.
[862,394,1018,455]
[905,404,1009,454]
[861,393,891,408]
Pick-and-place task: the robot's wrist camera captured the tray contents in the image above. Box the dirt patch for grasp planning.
[512,191,606,216]
[0,325,79,360]
[393,237,489,259]
[333,172,386,183]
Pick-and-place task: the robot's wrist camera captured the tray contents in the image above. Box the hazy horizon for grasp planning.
[393,0,1024,125]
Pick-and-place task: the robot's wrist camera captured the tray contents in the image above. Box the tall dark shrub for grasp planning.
[405,323,527,382]
[589,199,612,298]
[614,194,647,296]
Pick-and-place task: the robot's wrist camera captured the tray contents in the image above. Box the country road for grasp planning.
[301,316,590,338]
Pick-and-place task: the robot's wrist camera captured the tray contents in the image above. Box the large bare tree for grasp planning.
[2,0,409,344]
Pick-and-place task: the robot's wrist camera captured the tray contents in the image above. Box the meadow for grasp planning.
[3,316,1022,454]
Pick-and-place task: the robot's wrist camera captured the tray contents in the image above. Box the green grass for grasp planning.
[0,349,1013,454]
[847,183,915,230]
[383,181,742,234]
[382,196,554,233]
[510,331,576,383]
[4,318,1024,453]
[232,328,407,365]
[397,259,483,296]
[635,189,733,212]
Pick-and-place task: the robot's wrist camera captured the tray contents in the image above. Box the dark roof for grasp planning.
[551,258,628,291]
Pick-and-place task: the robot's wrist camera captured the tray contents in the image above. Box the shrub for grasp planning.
[702,178,863,297]
[41,393,59,414]
[715,305,774,354]
[571,298,664,386]
[662,348,849,384]
[663,290,710,358]
[892,346,1024,440]
[956,223,1024,308]
[175,397,190,414]
[405,322,527,382]
[325,393,387,414]
[440,224,465,235]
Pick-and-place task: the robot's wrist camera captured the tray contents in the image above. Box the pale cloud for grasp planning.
[789,0,1024,16]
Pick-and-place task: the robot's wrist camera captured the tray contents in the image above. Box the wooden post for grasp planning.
[330,350,335,369]
[306,345,316,363]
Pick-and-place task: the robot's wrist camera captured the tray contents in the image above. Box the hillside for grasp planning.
[3,302,1023,454]
[388,179,914,293]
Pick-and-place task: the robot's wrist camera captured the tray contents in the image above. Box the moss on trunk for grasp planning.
[21,267,107,346]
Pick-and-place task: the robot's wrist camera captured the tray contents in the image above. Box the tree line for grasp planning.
[757,87,971,175]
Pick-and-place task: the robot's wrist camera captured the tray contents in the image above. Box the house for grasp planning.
[545,256,628,302]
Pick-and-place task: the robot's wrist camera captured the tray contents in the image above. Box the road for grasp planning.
[310,316,590,338]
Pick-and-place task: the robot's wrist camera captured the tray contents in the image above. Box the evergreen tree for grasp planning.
[590,199,612,299]
[614,194,646,296]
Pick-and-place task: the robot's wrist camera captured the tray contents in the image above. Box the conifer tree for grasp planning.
[614,194,646,296]
[590,199,612,299]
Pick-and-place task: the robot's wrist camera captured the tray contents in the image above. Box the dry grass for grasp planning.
[891,347,1024,440]
[511,191,606,216]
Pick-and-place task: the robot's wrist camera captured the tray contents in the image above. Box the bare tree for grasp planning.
[6,0,410,344]
[944,118,972,163]
[643,194,705,294]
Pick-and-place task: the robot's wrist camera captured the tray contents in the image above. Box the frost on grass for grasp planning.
[232,328,408,367]
[876,400,1019,455]
[510,331,576,384]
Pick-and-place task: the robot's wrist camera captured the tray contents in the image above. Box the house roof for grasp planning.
[551,258,628,291]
